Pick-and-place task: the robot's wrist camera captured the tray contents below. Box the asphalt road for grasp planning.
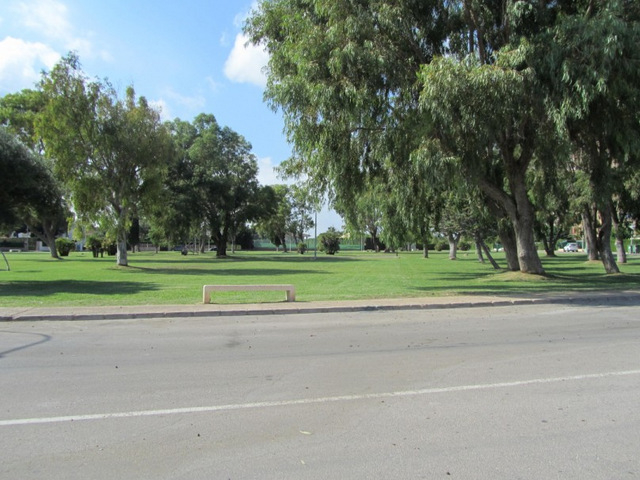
[1,303,639,479]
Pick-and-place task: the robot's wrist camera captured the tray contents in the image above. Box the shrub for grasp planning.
[55,237,75,257]
[86,235,104,258]
[297,242,307,254]
[318,228,341,255]
[459,241,471,251]
[435,240,448,252]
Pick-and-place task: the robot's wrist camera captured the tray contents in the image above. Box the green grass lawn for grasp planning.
[1,249,639,307]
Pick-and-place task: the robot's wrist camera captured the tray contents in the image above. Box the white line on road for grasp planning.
[2,369,639,427]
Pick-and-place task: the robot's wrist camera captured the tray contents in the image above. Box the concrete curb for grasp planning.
[2,291,639,322]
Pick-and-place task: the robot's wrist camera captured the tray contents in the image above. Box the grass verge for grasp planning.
[0,250,639,307]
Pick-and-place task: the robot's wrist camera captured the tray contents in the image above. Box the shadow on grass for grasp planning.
[128,254,361,265]
[121,267,328,276]
[0,280,159,297]
[408,269,640,296]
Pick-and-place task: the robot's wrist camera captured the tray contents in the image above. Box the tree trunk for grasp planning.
[480,241,501,270]
[509,175,545,274]
[581,211,599,261]
[420,231,430,258]
[596,207,620,274]
[475,241,485,263]
[540,219,557,257]
[478,144,544,274]
[615,237,627,264]
[371,230,380,253]
[483,191,520,271]
[611,208,627,264]
[497,221,519,271]
[215,233,227,257]
[216,243,227,257]
[43,229,60,259]
[447,232,459,260]
[513,216,544,274]
[1,251,10,271]
[116,238,128,266]
[26,220,60,259]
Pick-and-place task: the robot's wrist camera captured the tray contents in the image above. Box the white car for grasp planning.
[563,242,578,252]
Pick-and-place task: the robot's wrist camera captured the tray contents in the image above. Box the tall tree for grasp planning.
[37,54,171,266]
[185,115,261,257]
[247,0,551,274]
[0,128,67,259]
[0,89,46,152]
[247,0,448,218]
[256,184,291,251]
[336,181,385,252]
[288,184,315,245]
[532,2,640,273]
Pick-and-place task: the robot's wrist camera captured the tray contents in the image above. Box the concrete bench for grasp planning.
[203,284,295,304]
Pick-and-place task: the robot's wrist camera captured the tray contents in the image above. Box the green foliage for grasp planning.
[86,234,105,257]
[158,114,262,257]
[55,237,75,257]
[318,227,341,255]
[435,240,448,252]
[297,242,307,254]
[234,226,255,251]
[255,184,291,251]
[0,128,36,226]
[0,89,46,151]
[0,128,67,258]
[37,53,172,266]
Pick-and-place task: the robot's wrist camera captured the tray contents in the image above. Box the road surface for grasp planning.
[1,302,639,479]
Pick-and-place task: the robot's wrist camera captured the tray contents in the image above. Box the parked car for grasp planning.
[563,242,578,252]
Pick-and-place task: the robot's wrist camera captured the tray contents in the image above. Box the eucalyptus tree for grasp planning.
[186,115,262,257]
[0,90,69,259]
[255,184,291,251]
[248,0,640,275]
[247,0,551,274]
[384,161,441,259]
[37,54,172,266]
[246,0,449,236]
[336,180,386,252]
[531,2,640,273]
[0,89,46,151]
[288,184,315,245]
[148,118,200,249]
[529,156,574,257]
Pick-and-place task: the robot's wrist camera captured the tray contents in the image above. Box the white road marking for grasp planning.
[2,369,639,427]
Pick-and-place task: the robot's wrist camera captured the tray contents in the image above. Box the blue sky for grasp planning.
[0,0,342,231]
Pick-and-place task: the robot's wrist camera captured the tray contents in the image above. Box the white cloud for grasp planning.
[257,156,283,186]
[233,1,260,29]
[15,0,71,40]
[205,76,223,93]
[162,88,206,113]
[12,0,101,60]
[0,37,60,92]
[219,32,231,48]
[223,33,268,88]
[148,99,172,122]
